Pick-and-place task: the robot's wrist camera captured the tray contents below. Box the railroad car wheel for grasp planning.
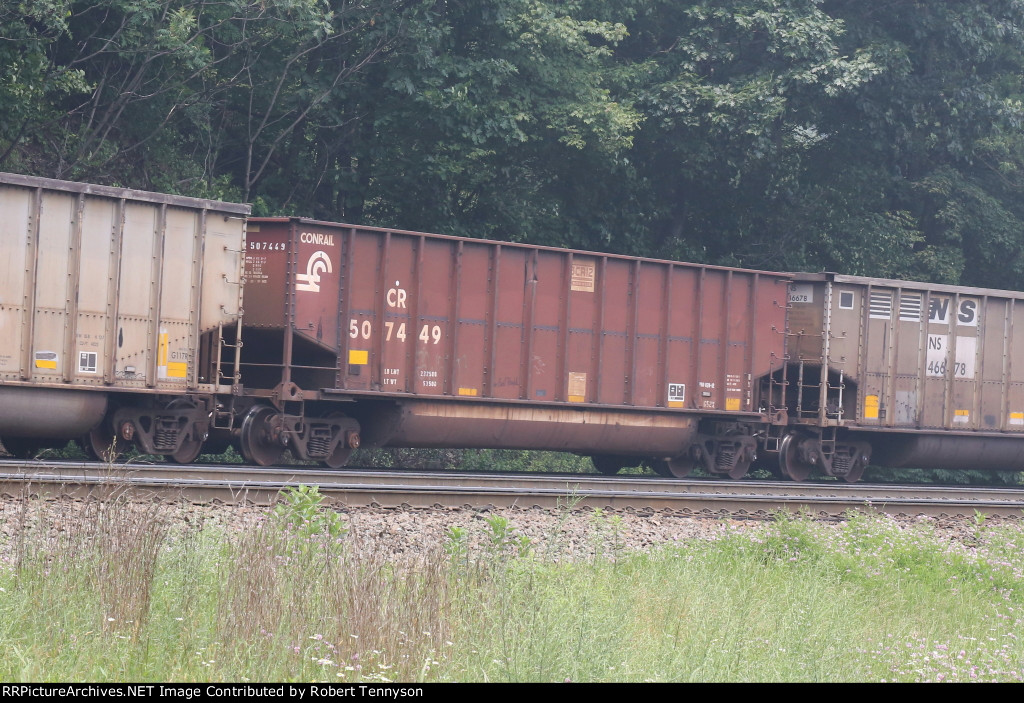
[321,413,356,470]
[591,455,630,475]
[778,433,815,482]
[323,445,353,470]
[649,459,673,477]
[842,463,866,484]
[167,400,204,465]
[82,423,122,463]
[239,406,286,467]
[650,456,695,478]
[170,433,204,464]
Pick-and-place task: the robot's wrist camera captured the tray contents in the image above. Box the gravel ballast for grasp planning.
[0,496,1009,564]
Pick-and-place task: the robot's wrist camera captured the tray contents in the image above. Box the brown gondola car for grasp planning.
[236,218,790,476]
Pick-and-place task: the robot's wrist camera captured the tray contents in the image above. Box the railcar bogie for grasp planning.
[765,431,871,483]
[234,404,361,468]
[68,393,217,463]
[275,411,361,467]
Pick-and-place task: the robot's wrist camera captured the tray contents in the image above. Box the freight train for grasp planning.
[2,172,1023,482]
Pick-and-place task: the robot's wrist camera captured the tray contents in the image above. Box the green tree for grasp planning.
[607,0,879,265]
[759,0,1024,284]
[307,0,642,245]
[0,1,88,168]
[2,0,402,200]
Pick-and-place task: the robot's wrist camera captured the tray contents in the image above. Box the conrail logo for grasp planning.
[300,231,335,246]
[296,250,332,292]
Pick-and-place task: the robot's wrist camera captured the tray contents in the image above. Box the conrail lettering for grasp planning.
[300,232,335,246]
[387,286,407,308]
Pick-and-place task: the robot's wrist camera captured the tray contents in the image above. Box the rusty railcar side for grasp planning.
[0,172,248,459]
[239,217,789,475]
[777,272,1024,478]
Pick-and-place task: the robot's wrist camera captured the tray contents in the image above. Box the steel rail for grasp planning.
[0,460,1022,518]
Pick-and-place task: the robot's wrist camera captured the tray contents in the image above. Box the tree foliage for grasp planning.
[3,0,1024,287]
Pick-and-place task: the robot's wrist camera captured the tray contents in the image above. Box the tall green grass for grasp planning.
[1,492,1022,682]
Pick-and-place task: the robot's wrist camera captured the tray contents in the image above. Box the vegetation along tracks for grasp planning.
[0,460,1022,519]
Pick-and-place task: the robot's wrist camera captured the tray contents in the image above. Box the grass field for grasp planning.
[1,489,1022,682]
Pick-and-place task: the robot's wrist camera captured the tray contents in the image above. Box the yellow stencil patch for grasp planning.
[567,372,587,403]
[158,331,169,367]
[34,351,57,369]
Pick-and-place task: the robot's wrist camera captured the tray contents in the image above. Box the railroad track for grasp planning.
[1,459,1023,518]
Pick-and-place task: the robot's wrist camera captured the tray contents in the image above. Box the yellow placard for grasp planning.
[34,351,57,369]
[864,395,880,419]
[567,372,587,402]
[725,397,741,411]
[348,350,368,365]
[458,387,478,397]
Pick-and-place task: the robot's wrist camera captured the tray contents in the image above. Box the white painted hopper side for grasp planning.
[0,172,248,394]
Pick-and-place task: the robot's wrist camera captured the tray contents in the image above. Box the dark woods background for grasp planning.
[6,1,1024,286]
